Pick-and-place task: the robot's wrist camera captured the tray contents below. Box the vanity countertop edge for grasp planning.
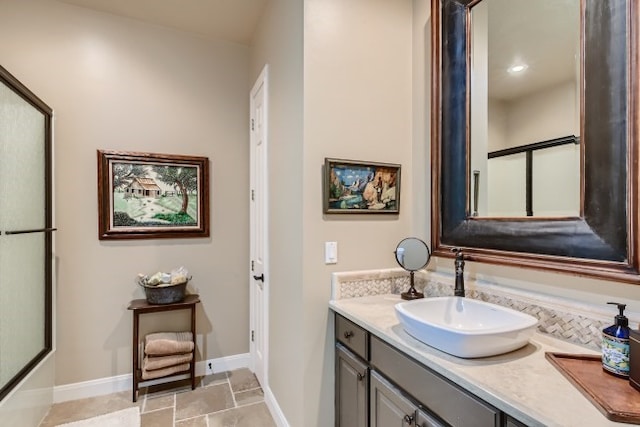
[329,294,627,427]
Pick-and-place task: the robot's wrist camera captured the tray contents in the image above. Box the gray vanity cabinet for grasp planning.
[336,343,368,427]
[334,313,529,427]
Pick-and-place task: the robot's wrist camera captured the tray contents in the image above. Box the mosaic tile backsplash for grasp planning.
[331,269,637,351]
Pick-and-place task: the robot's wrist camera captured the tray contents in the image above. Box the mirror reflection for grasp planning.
[469,0,581,217]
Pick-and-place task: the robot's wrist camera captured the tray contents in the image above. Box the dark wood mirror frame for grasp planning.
[431,0,640,283]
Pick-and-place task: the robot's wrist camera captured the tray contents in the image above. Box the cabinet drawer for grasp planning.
[371,336,500,427]
[336,314,369,360]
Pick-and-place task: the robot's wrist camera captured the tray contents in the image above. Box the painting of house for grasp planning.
[124,177,162,198]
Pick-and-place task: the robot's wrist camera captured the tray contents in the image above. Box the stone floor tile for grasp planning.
[141,407,174,427]
[143,393,175,413]
[141,377,195,397]
[201,372,228,388]
[176,415,209,427]
[38,391,140,427]
[175,383,234,421]
[207,402,276,427]
[234,388,264,406]
[38,370,276,427]
[227,368,260,393]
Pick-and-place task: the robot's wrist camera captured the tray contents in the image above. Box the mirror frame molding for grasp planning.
[431,0,640,283]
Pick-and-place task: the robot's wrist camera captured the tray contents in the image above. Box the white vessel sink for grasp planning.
[395,297,538,358]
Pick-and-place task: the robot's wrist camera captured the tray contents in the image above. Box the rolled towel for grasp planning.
[143,353,193,371]
[141,363,190,380]
[145,332,194,356]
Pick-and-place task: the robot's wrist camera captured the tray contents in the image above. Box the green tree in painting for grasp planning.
[152,165,198,214]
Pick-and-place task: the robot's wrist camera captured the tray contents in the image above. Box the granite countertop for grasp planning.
[330,294,629,427]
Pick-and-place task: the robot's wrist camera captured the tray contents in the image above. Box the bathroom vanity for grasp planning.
[331,294,627,427]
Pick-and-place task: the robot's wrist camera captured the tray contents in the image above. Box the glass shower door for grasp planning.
[0,67,53,401]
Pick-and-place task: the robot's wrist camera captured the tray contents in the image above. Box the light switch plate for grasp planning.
[325,241,338,264]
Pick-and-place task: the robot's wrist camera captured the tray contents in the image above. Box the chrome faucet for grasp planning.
[452,248,465,297]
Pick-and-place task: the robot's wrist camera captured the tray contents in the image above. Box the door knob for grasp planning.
[253,274,264,282]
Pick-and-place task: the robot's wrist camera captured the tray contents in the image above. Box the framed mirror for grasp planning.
[430,0,640,283]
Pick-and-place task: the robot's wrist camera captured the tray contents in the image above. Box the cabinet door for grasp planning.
[336,344,368,427]
[370,370,417,427]
[416,408,447,427]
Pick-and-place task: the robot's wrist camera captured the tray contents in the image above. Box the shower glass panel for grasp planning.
[486,152,527,216]
[0,66,52,401]
[532,144,580,216]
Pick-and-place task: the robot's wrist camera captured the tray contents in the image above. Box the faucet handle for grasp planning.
[451,247,464,261]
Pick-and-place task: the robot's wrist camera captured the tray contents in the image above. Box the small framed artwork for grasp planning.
[324,158,401,214]
[97,150,210,240]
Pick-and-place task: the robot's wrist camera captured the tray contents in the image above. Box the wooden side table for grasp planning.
[127,294,200,402]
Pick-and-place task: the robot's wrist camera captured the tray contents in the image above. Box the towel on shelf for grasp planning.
[143,353,193,371]
[141,363,190,380]
[145,331,194,356]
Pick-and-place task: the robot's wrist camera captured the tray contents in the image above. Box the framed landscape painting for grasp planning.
[97,150,210,240]
[324,158,401,214]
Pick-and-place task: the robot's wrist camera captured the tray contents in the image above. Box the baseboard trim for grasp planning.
[263,385,289,427]
[53,353,251,403]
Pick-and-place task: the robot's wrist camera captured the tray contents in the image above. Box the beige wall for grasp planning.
[251,2,414,424]
[249,0,305,425]
[0,0,251,386]
[412,0,432,239]
[303,1,414,425]
[507,80,578,148]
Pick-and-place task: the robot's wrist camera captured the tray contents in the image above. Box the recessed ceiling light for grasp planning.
[507,64,528,74]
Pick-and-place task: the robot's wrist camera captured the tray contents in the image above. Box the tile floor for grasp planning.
[39,368,277,427]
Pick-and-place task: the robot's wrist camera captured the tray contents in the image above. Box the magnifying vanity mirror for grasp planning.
[395,237,431,300]
[431,0,640,283]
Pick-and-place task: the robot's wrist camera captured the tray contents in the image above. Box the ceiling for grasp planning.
[55,0,577,101]
[57,0,269,45]
[482,0,580,101]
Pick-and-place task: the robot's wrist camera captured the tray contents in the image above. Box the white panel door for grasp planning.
[250,65,269,387]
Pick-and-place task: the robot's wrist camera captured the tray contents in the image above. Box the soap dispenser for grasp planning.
[602,302,630,378]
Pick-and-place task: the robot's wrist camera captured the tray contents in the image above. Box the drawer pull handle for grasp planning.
[403,414,414,425]
[357,372,365,381]
[343,331,354,340]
